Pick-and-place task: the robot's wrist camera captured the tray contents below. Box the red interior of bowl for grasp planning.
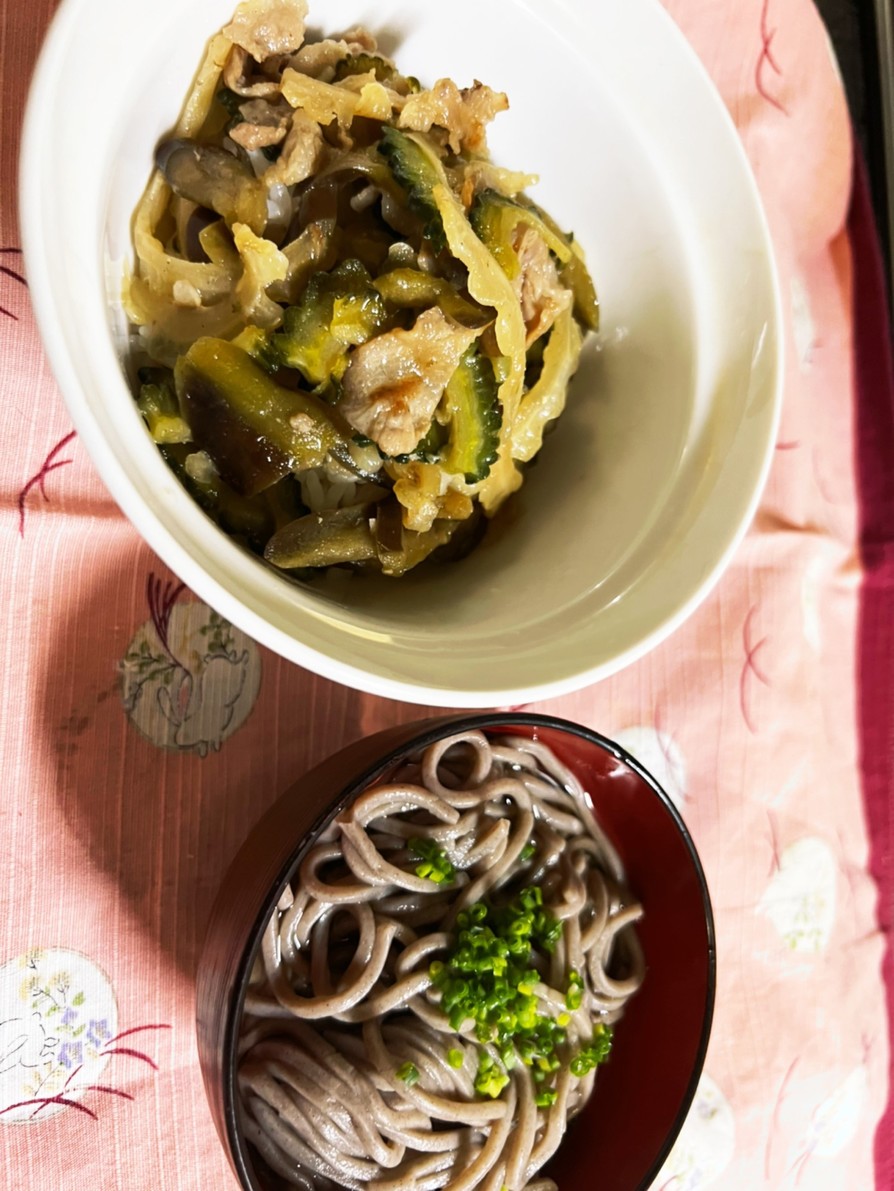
[509,724,715,1189]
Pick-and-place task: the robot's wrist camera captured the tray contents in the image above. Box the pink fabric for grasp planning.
[0,0,889,1186]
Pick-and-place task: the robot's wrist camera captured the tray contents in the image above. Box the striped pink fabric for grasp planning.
[0,0,889,1186]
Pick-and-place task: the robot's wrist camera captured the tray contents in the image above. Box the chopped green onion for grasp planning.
[408,837,456,885]
[448,1006,469,1031]
[396,1062,420,1086]
[565,970,584,1012]
[532,909,562,953]
[447,1048,465,1069]
[474,1053,510,1099]
[432,886,583,1106]
[569,1025,614,1077]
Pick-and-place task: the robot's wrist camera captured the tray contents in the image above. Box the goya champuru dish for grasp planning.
[125,0,598,578]
[238,731,643,1190]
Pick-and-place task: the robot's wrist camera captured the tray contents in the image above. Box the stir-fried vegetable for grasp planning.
[126,0,598,579]
[377,127,448,252]
[155,139,267,234]
[268,259,388,388]
[175,338,345,494]
[373,268,486,325]
[264,503,378,568]
[439,345,501,483]
[137,369,192,444]
[470,189,572,277]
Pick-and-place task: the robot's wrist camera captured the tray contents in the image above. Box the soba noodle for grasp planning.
[238,731,644,1190]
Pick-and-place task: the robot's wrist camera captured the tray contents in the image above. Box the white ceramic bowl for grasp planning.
[20,0,783,707]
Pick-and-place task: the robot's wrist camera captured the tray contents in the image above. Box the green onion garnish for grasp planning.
[396,1061,420,1085]
[569,1024,614,1077]
[408,837,455,885]
[474,1052,510,1098]
[566,969,584,1012]
[432,887,581,1103]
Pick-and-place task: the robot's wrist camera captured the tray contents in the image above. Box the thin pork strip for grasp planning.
[339,308,480,456]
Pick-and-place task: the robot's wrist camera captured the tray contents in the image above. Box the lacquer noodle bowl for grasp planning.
[195,714,716,1190]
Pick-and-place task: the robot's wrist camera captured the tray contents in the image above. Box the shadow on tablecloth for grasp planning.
[35,540,454,979]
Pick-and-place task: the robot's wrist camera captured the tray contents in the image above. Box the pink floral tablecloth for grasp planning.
[1,0,891,1187]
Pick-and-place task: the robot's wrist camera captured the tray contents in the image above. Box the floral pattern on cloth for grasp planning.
[120,574,261,757]
[16,430,77,537]
[0,950,168,1124]
[758,836,838,954]
[655,1074,736,1189]
[611,725,688,813]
